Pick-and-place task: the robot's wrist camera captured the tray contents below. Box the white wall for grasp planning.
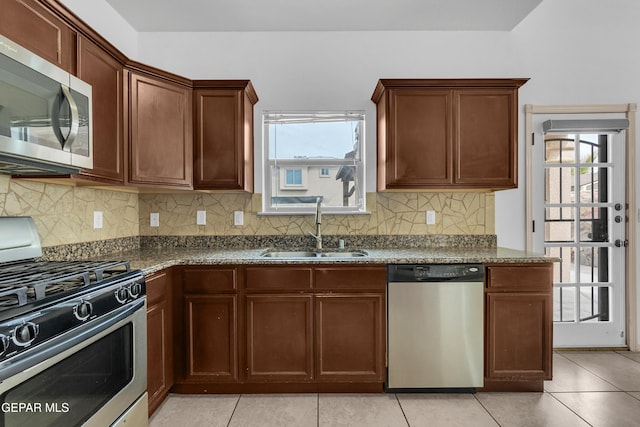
[57,0,138,58]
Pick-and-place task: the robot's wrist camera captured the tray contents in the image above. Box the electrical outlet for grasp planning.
[93,211,103,229]
[233,211,244,226]
[196,210,206,225]
[150,213,160,227]
[426,211,436,225]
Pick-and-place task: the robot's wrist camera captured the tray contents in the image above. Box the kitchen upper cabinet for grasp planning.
[484,263,553,392]
[146,269,174,416]
[0,0,76,72]
[75,36,124,183]
[193,81,258,191]
[372,79,528,191]
[127,68,193,189]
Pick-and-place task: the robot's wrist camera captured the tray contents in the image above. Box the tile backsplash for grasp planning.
[1,175,494,247]
[0,176,139,247]
[138,192,495,237]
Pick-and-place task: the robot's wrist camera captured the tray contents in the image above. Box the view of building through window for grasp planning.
[263,111,365,214]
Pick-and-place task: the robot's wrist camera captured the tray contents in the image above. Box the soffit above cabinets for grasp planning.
[105,0,542,32]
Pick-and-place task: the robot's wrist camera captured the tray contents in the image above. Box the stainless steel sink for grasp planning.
[260,250,368,258]
[260,251,319,258]
[319,251,367,258]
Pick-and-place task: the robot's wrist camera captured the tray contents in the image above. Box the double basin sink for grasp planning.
[261,249,368,259]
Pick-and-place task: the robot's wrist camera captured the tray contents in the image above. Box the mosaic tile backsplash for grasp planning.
[138,192,495,237]
[1,174,495,248]
[0,176,139,247]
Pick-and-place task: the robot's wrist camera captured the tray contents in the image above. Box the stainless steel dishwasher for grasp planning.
[386,264,484,391]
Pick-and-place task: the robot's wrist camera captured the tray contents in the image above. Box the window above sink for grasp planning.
[262,111,366,215]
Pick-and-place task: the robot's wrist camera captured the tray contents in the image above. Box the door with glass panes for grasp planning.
[532,117,627,348]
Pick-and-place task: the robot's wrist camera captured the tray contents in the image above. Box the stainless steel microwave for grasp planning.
[0,34,92,175]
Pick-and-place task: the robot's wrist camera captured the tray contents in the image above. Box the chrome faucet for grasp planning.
[309,197,322,249]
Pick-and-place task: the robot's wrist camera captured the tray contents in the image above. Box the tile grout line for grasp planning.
[393,394,413,427]
[553,352,622,392]
[317,393,320,427]
[472,393,503,427]
[547,392,594,427]
[225,394,242,427]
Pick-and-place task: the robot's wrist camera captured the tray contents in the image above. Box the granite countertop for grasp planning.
[109,246,557,276]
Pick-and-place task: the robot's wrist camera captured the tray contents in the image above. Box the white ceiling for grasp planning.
[105,0,543,32]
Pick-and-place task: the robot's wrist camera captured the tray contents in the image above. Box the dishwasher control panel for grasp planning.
[388,264,484,282]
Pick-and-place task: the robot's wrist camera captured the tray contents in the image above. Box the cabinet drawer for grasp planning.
[315,267,386,290]
[486,265,553,292]
[183,268,237,293]
[245,267,312,291]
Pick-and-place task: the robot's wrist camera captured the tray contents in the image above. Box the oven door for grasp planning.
[0,299,146,427]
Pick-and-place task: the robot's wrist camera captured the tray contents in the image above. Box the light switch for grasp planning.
[196,210,206,225]
[234,211,244,226]
[150,213,160,227]
[426,211,436,225]
[93,211,103,229]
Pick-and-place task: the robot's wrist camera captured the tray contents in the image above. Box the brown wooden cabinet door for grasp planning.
[76,36,124,183]
[193,88,254,191]
[486,292,552,380]
[128,72,192,188]
[0,0,76,72]
[455,89,517,188]
[146,270,173,416]
[184,294,238,381]
[385,88,453,188]
[315,294,384,382]
[246,295,313,381]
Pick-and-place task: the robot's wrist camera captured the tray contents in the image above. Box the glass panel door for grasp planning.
[541,129,626,347]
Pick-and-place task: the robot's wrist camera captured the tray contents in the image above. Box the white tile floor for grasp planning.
[149,351,640,427]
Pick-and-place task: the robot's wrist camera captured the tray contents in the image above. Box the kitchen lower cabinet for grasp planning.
[483,263,553,391]
[243,265,386,390]
[315,294,384,382]
[175,267,238,387]
[173,264,385,393]
[146,269,174,416]
[245,294,313,381]
[184,294,238,381]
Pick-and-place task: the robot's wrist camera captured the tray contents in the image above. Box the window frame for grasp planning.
[262,110,366,215]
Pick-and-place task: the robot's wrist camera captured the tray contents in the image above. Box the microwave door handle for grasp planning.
[60,85,80,149]
[51,84,80,150]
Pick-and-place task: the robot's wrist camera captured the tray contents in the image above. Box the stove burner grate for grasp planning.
[0,260,131,309]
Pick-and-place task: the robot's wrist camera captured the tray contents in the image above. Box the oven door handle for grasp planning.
[0,298,145,384]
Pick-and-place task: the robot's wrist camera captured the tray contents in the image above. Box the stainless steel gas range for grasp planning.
[0,217,147,427]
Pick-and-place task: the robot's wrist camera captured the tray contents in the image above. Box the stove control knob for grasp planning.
[115,287,129,304]
[128,282,142,298]
[74,301,93,321]
[13,322,39,347]
[0,335,8,355]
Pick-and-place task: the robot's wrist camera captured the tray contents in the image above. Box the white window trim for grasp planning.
[262,110,366,215]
